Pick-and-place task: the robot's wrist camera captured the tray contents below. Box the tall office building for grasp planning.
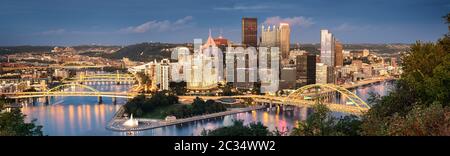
[279,23,290,60]
[335,40,343,67]
[261,25,280,47]
[186,31,223,90]
[242,17,258,47]
[225,46,258,89]
[316,63,328,84]
[259,47,280,93]
[159,59,170,91]
[296,54,316,86]
[320,29,335,67]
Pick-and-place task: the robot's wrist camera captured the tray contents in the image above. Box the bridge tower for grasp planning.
[116,70,120,85]
[98,96,103,104]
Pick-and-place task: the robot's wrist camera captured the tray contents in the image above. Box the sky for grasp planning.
[0,0,449,46]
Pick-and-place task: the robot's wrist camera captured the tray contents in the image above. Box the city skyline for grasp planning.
[1,0,449,46]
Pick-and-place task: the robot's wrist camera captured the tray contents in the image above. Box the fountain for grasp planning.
[123,114,139,128]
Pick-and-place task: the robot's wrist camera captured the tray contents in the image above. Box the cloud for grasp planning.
[40,29,66,35]
[214,4,270,11]
[264,16,314,28]
[334,23,375,32]
[121,16,193,33]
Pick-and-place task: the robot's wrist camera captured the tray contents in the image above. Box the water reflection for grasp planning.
[21,81,394,136]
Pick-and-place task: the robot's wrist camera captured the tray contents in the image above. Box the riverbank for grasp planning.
[106,105,266,131]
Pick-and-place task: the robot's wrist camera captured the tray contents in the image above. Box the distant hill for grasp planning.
[297,43,411,54]
[1,43,410,61]
[0,46,53,55]
[101,42,188,62]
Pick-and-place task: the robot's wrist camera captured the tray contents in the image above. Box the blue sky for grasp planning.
[1,0,449,46]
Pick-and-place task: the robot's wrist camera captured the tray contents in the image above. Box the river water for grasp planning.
[21,81,394,136]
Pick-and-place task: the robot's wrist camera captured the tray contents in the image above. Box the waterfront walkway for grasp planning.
[106,105,266,131]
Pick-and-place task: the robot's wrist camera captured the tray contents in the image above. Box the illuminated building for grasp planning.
[242,17,258,47]
[316,63,327,84]
[225,45,257,89]
[186,30,223,90]
[159,59,170,91]
[296,54,316,86]
[335,40,343,67]
[320,29,335,67]
[261,23,290,60]
[261,25,280,47]
[279,23,290,60]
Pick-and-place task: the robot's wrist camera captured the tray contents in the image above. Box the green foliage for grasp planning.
[123,91,178,118]
[219,82,237,96]
[164,97,227,118]
[290,103,362,136]
[169,81,187,95]
[201,120,274,136]
[360,13,450,135]
[0,98,43,136]
[386,103,450,136]
[135,72,151,88]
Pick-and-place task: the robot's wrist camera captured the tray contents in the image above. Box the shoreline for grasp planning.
[106,105,266,131]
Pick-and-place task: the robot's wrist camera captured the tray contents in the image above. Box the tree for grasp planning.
[291,103,337,136]
[360,13,450,136]
[220,82,236,96]
[169,81,187,95]
[0,98,43,136]
[202,120,272,136]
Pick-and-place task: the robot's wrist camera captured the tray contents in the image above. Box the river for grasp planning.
[21,81,395,136]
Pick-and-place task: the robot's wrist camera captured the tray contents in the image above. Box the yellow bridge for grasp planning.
[2,82,379,115]
[180,83,373,115]
[1,83,146,99]
[63,73,137,84]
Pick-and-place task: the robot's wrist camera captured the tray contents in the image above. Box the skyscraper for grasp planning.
[261,25,280,47]
[335,40,343,67]
[242,17,258,47]
[296,53,316,86]
[316,63,327,84]
[320,29,335,67]
[279,23,290,60]
[159,59,170,91]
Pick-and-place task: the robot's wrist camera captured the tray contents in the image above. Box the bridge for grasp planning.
[179,83,373,115]
[0,83,149,104]
[1,80,384,115]
[63,73,137,85]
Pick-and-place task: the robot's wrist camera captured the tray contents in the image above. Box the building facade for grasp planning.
[279,23,291,60]
[242,17,258,47]
[320,29,335,67]
[335,40,343,67]
[296,54,316,87]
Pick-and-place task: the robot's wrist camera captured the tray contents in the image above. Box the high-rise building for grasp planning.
[225,46,258,89]
[279,23,290,60]
[242,17,258,47]
[261,25,280,47]
[320,29,335,67]
[390,57,397,68]
[259,47,280,93]
[186,31,223,90]
[334,40,343,67]
[327,66,335,84]
[316,63,327,84]
[159,59,170,91]
[296,54,316,87]
[280,65,296,89]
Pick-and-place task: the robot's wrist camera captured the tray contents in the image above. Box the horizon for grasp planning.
[1,0,449,46]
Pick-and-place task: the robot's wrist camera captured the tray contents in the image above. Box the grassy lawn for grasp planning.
[141,104,184,119]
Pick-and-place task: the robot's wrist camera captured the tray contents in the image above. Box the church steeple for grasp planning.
[202,28,217,49]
